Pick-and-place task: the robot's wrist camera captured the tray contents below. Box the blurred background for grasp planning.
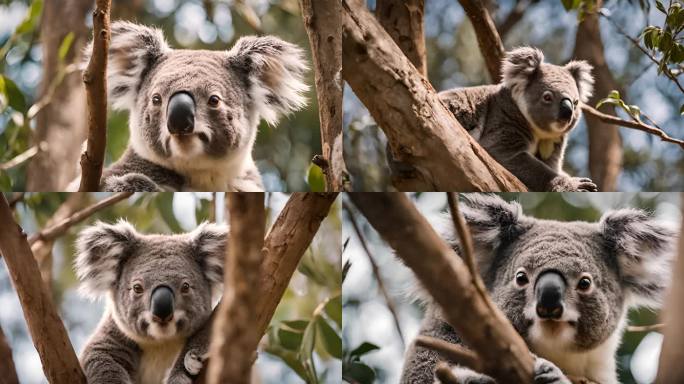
[0,0,324,191]
[342,192,682,384]
[344,0,684,191]
[0,192,342,383]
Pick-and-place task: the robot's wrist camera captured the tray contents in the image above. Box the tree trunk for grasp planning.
[0,324,19,384]
[27,0,92,190]
[457,0,505,82]
[572,5,622,191]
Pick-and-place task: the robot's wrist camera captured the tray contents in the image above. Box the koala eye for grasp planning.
[133,284,144,294]
[515,270,529,287]
[542,91,553,103]
[152,94,162,106]
[577,276,592,291]
[181,282,190,293]
[208,95,221,107]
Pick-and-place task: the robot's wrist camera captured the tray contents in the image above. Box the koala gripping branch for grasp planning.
[349,193,534,383]
[341,0,526,192]
[79,0,111,192]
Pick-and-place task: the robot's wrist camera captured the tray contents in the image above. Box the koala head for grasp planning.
[75,220,227,344]
[441,194,675,353]
[501,47,594,140]
[85,21,307,168]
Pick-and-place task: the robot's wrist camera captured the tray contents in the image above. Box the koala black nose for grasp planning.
[167,92,195,135]
[535,271,565,320]
[558,98,574,121]
[150,285,174,323]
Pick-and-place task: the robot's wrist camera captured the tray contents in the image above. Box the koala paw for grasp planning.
[549,176,598,192]
[534,357,571,384]
[184,351,205,376]
[434,366,495,384]
[103,173,160,192]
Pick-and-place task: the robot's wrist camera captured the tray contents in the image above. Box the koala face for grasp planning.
[86,21,307,170]
[502,47,594,139]
[442,195,674,353]
[75,221,227,344]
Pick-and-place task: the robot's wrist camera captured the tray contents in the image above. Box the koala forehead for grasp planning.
[526,65,580,100]
[119,234,205,282]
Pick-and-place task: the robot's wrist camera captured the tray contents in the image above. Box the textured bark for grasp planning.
[27,0,91,190]
[208,193,265,384]
[457,0,505,82]
[79,0,111,191]
[349,193,533,383]
[572,7,622,191]
[299,0,348,191]
[0,324,19,384]
[655,195,684,384]
[0,195,86,384]
[342,0,526,191]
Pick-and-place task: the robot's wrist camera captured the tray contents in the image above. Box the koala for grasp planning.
[75,220,227,384]
[390,47,597,192]
[401,194,676,384]
[72,21,308,191]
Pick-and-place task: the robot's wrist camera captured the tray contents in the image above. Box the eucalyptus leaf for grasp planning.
[316,316,342,359]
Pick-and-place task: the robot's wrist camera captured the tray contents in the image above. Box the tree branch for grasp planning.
[299,0,348,192]
[0,324,19,384]
[349,193,533,383]
[416,335,482,373]
[78,0,111,191]
[342,0,526,191]
[497,0,539,39]
[456,0,505,82]
[207,193,265,384]
[0,195,86,384]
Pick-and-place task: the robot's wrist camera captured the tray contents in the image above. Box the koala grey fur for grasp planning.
[391,47,596,192]
[401,194,676,384]
[73,21,308,192]
[75,220,227,384]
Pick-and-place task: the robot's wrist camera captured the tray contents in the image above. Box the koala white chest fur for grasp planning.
[138,339,185,384]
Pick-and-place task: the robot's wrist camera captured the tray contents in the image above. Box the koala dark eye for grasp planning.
[577,276,592,291]
[515,270,529,287]
[181,282,190,293]
[133,284,144,294]
[208,95,221,107]
[152,94,162,106]
[542,91,553,103]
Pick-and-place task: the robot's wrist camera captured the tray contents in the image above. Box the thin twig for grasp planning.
[626,323,665,332]
[416,335,482,372]
[343,201,406,350]
[0,143,44,171]
[582,104,684,149]
[28,192,132,245]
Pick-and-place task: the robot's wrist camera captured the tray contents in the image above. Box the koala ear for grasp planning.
[564,60,594,103]
[83,21,170,110]
[227,35,308,126]
[501,47,544,90]
[600,209,677,309]
[190,222,229,288]
[75,220,139,299]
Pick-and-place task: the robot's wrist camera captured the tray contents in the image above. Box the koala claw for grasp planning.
[103,173,160,192]
[549,176,598,192]
[184,351,205,376]
[534,357,571,384]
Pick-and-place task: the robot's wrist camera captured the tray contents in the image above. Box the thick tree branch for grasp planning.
[0,195,86,384]
[349,193,533,383]
[299,0,348,192]
[457,0,505,82]
[416,336,482,373]
[342,0,526,192]
[208,193,265,384]
[78,0,111,191]
[376,0,427,77]
[0,324,19,384]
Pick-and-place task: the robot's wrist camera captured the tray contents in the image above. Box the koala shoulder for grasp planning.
[439,84,503,135]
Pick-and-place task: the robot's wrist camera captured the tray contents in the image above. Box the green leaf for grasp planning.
[656,0,667,14]
[15,0,43,35]
[628,105,642,119]
[278,324,305,351]
[343,361,376,384]
[0,75,27,113]
[316,317,342,359]
[155,193,184,233]
[58,32,75,61]
[264,344,309,380]
[596,97,619,109]
[349,342,380,359]
[306,162,325,192]
[324,294,342,329]
[0,172,11,190]
[679,104,684,115]
[299,320,318,383]
[607,90,621,99]
[561,0,574,11]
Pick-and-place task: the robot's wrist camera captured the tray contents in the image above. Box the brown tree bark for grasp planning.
[207,193,265,384]
[0,195,86,384]
[79,0,111,192]
[349,193,533,383]
[0,324,19,384]
[342,0,526,191]
[655,194,684,383]
[457,0,505,82]
[27,0,92,190]
[572,5,622,191]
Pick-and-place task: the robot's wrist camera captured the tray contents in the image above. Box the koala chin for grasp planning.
[401,194,676,384]
[436,47,597,191]
[75,220,228,384]
[71,21,308,192]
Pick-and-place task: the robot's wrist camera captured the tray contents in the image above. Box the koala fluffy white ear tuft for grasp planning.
[83,21,170,110]
[565,60,594,103]
[227,36,309,126]
[600,209,677,309]
[501,47,544,90]
[75,220,139,299]
[190,222,229,289]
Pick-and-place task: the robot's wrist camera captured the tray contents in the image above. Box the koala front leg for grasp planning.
[80,320,141,384]
[103,173,162,192]
[496,152,596,192]
[165,318,213,384]
[436,365,495,384]
[436,357,569,384]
